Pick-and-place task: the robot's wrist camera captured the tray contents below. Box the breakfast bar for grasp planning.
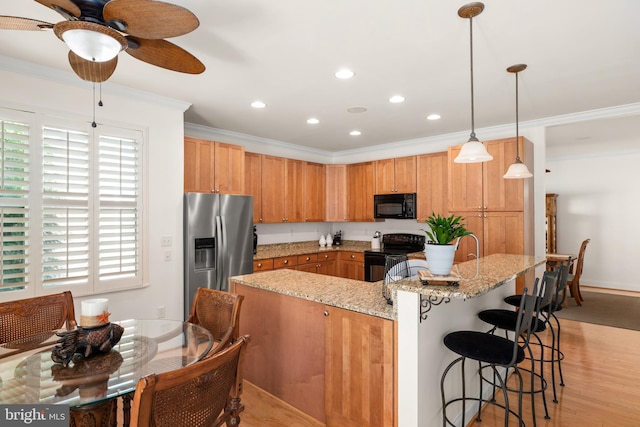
[230,253,545,427]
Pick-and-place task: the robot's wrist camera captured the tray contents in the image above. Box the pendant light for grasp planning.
[503,64,533,179]
[455,2,493,163]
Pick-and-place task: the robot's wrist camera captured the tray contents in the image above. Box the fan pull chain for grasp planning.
[92,82,97,128]
[99,82,103,107]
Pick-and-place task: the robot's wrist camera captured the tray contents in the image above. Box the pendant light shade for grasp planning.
[454,2,493,164]
[503,64,533,179]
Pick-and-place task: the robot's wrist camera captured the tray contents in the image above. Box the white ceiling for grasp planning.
[1,0,639,153]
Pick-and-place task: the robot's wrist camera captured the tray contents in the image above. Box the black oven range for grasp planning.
[364,233,425,282]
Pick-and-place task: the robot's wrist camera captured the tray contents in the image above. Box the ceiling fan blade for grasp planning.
[68,51,117,83]
[0,16,53,30]
[103,0,199,39]
[35,0,81,18]
[125,37,205,74]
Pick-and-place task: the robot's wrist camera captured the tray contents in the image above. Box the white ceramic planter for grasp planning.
[424,243,456,275]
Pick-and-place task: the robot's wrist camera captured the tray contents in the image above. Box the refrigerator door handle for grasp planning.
[216,215,224,289]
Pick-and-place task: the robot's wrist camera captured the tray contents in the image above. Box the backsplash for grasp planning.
[254,219,429,245]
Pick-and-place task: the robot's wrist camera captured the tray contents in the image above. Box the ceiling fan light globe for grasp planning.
[62,28,122,62]
[503,161,533,179]
[454,138,493,163]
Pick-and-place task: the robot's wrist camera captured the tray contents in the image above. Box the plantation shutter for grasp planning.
[97,133,142,288]
[41,126,91,289]
[0,118,30,293]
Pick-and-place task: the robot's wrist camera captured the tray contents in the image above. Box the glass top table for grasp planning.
[0,319,213,409]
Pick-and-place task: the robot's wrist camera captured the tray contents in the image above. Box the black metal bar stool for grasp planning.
[440,281,539,427]
[503,264,570,403]
[477,270,559,426]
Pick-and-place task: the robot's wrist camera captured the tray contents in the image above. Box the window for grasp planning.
[1,109,144,298]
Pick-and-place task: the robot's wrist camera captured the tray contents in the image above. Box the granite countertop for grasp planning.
[254,240,372,260]
[230,269,396,320]
[231,254,545,321]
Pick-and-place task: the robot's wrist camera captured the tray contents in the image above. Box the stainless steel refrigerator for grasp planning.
[183,193,254,318]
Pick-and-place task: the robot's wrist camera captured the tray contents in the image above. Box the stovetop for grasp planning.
[365,233,425,255]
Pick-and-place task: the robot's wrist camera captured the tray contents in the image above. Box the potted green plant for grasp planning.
[421,213,472,275]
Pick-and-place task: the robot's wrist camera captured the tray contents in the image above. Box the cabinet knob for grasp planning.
[284,259,289,264]
[305,257,311,261]
[323,310,329,316]
[351,254,355,259]
[257,263,262,268]
[324,254,328,259]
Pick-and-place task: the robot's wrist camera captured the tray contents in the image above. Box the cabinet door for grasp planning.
[184,137,214,193]
[416,152,447,221]
[234,284,326,423]
[375,158,396,194]
[326,165,347,222]
[261,155,286,223]
[325,306,395,427]
[347,162,375,222]
[244,152,263,223]
[214,142,245,194]
[393,155,417,193]
[338,252,364,280]
[450,212,484,263]
[483,138,524,212]
[285,159,305,223]
[305,162,326,222]
[447,145,484,212]
[483,211,524,256]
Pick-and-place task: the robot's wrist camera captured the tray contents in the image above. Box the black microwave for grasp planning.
[374,193,416,219]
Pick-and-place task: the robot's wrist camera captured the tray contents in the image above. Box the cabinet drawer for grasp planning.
[338,251,364,262]
[317,251,337,262]
[253,259,274,271]
[297,253,318,264]
[274,256,298,269]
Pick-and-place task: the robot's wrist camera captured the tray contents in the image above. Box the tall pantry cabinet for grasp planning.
[448,137,534,286]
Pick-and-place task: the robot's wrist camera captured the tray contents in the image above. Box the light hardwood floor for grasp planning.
[238,319,640,427]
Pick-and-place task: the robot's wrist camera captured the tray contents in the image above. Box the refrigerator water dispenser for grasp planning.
[194,237,216,270]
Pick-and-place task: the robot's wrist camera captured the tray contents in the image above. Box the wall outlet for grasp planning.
[157,306,166,319]
[161,236,173,247]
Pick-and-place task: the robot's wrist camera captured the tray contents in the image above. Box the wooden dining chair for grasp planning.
[186,288,244,355]
[567,238,590,306]
[0,291,77,344]
[129,335,250,427]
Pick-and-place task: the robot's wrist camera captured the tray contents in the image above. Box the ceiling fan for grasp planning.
[0,0,205,83]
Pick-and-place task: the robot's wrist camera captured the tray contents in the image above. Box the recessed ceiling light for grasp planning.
[335,69,355,79]
[350,130,362,136]
[307,118,320,124]
[389,95,405,103]
[427,114,441,120]
[251,101,266,109]
[347,106,367,113]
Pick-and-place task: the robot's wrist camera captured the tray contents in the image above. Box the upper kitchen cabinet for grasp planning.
[284,158,306,223]
[259,155,286,223]
[244,151,262,224]
[249,154,306,223]
[325,165,347,222]
[347,161,375,222]
[448,137,531,213]
[305,162,326,222]
[375,156,416,194]
[184,137,245,194]
[416,152,448,221]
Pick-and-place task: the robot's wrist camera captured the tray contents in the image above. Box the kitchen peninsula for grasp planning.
[230,253,545,427]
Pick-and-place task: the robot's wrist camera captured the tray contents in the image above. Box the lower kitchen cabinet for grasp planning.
[232,283,396,426]
[325,306,396,427]
[338,251,365,280]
